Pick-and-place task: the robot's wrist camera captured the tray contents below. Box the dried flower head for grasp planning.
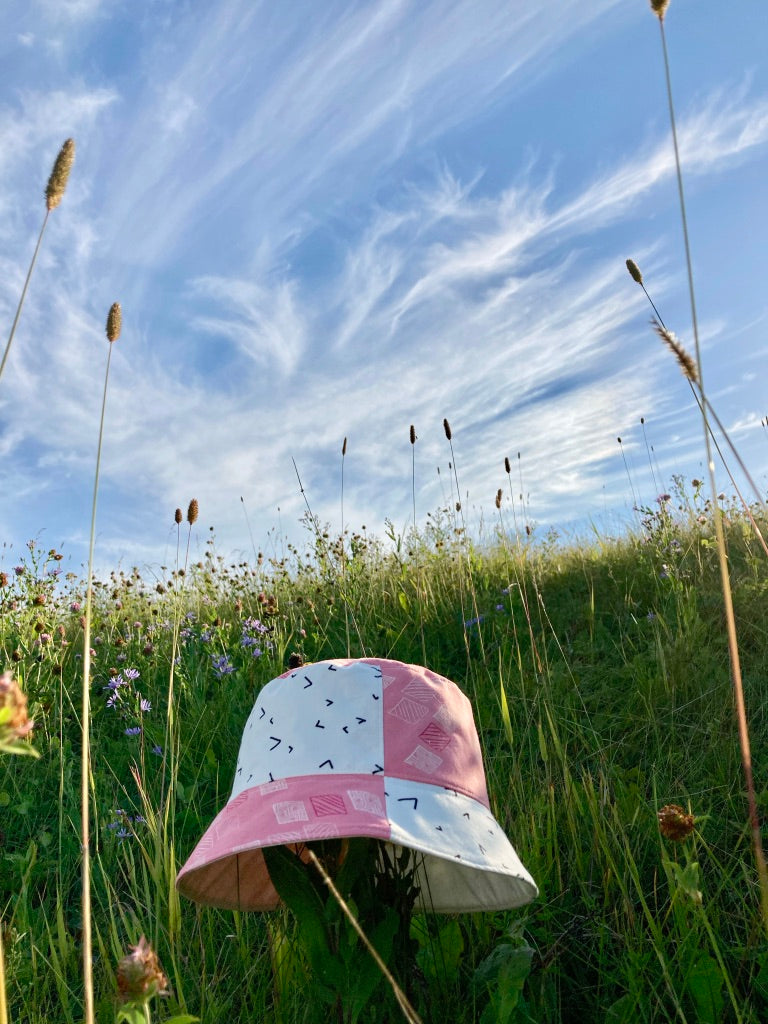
[652,318,699,384]
[443,418,452,441]
[116,935,169,1004]
[287,652,304,669]
[106,302,122,343]
[45,139,75,211]
[658,803,695,841]
[174,508,182,525]
[650,0,670,20]
[410,424,416,445]
[626,259,643,284]
[187,499,199,525]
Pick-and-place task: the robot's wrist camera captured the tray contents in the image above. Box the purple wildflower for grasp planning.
[124,726,142,736]
[151,744,163,756]
[124,668,140,681]
[139,698,152,713]
[211,653,235,678]
[70,601,81,612]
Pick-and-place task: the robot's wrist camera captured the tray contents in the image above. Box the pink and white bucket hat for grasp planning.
[176,658,537,913]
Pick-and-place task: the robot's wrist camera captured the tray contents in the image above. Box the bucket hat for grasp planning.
[176,658,537,913]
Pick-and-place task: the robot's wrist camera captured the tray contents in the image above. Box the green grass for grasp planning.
[2,496,768,1023]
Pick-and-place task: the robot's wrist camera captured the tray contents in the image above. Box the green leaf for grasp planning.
[116,1005,146,1024]
[605,994,637,1023]
[687,954,724,1024]
[163,1015,201,1024]
[499,678,514,750]
[398,591,410,614]
[346,907,400,1022]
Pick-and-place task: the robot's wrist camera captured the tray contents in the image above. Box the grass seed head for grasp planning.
[652,318,699,384]
[495,488,502,509]
[658,803,695,841]
[342,437,347,456]
[504,456,511,474]
[174,508,182,525]
[187,499,199,525]
[45,138,75,211]
[626,259,643,284]
[443,418,452,441]
[106,302,122,343]
[650,0,670,20]
[410,424,416,445]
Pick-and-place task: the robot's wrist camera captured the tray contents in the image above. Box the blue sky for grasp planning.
[1,0,767,575]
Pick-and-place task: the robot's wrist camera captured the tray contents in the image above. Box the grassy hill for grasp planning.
[2,493,768,1022]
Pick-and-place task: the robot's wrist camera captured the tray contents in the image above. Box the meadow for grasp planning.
[2,486,768,1022]
[3,3,767,1020]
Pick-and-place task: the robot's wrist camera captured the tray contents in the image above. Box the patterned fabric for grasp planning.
[176,658,537,912]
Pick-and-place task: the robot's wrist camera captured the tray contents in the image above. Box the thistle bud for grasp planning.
[116,935,169,1004]
[658,804,695,841]
[45,139,75,211]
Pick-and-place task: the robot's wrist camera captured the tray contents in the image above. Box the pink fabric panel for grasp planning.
[177,773,391,879]
[329,658,490,808]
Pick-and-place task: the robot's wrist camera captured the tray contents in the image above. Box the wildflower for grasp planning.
[658,804,695,841]
[124,668,140,681]
[14,567,24,576]
[116,935,169,1004]
[139,698,152,713]
[124,726,142,736]
[211,654,235,678]
[151,744,163,756]
[0,671,34,741]
[70,601,81,612]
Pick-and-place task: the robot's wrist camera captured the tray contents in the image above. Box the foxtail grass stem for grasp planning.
[82,338,115,1024]
[0,922,7,1024]
[0,212,49,385]
[656,12,768,932]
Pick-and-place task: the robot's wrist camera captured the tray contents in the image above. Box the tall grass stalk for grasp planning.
[0,140,75,387]
[305,849,423,1024]
[340,437,350,658]
[651,0,768,930]
[81,301,122,1024]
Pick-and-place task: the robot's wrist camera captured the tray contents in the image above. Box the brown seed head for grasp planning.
[410,424,416,445]
[495,489,502,509]
[287,652,304,669]
[187,499,199,525]
[443,418,452,441]
[174,508,182,525]
[0,672,34,740]
[658,803,695,841]
[504,456,511,474]
[45,138,75,211]
[106,302,122,343]
[116,935,169,1004]
[652,318,699,384]
[626,259,643,284]
[342,437,347,456]
[650,0,670,20]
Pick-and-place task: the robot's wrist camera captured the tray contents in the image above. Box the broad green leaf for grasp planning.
[687,954,724,1024]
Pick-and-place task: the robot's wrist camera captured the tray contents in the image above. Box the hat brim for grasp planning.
[176,771,537,913]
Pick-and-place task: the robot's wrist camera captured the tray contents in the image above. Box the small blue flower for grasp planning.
[152,744,163,756]
[211,653,235,678]
[124,726,142,736]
